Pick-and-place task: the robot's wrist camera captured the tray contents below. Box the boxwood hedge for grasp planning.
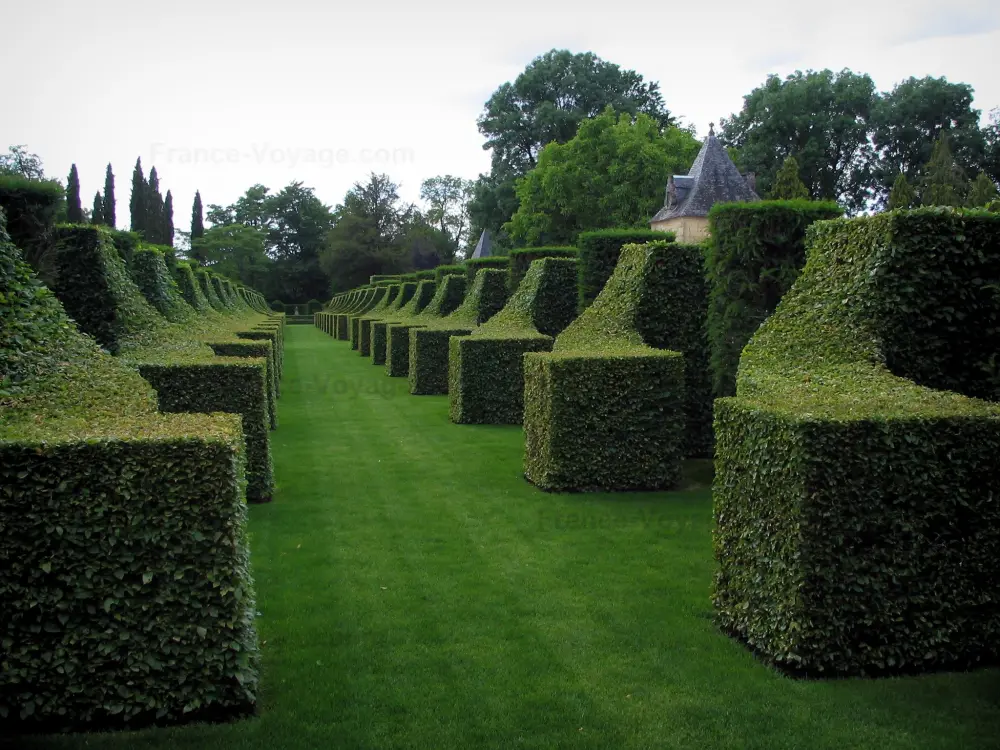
[706,200,842,397]
[507,246,577,293]
[577,229,673,311]
[523,242,688,492]
[713,208,1000,677]
[371,282,417,365]
[0,215,259,729]
[385,280,439,377]
[447,258,577,419]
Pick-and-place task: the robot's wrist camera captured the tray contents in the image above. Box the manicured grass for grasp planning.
[15,325,999,749]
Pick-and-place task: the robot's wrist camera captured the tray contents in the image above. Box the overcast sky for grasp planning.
[4,0,998,235]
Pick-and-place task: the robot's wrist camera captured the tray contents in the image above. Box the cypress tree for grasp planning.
[920,133,969,207]
[191,190,205,241]
[163,190,175,247]
[146,166,163,243]
[91,192,104,225]
[66,164,84,223]
[130,157,146,233]
[769,156,810,200]
[967,173,999,208]
[103,163,116,228]
[887,173,917,211]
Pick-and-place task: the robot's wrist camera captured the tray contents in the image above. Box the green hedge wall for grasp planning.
[370,274,400,284]
[523,243,688,491]
[208,339,278,429]
[507,246,577,293]
[448,258,578,421]
[356,284,401,356]
[109,230,141,267]
[0,215,259,728]
[51,226,165,353]
[577,229,673,311]
[370,283,417,366]
[350,287,388,349]
[464,256,509,287]
[415,270,435,280]
[385,280,437,377]
[199,269,227,311]
[131,247,194,323]
[174,262,212,312]
[706,200,842,397]
[713,208,1000,677]
[434,264,465,283]
[0,175,63,283]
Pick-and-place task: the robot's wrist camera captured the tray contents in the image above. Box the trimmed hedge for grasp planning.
[131,247,194,323]
[507,246,577,293]
[371,282,417,365]
[198,269,227,311]
[706,200,842,397]
[447,258,577,417]
[464,256,509,288]
[434,264,465,283]
[577,229,673,311]
[208,339,278,429]
[0,215,259,729]
[174,262,212,312]
[400,273,419,282]
[0,175,63,283]
[349,286,388,349]
[109,230,141,267]
[370,274,399,284]
[415,270,435,280]
[713,208,1000,677]
[357,284,401,356]
[523,242,688,491]
[384,280,438,377]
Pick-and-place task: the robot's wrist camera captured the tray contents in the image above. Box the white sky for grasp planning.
[3,0,998,234]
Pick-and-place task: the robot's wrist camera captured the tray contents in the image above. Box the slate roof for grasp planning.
[470,229,493,259]
[651,126,759,223]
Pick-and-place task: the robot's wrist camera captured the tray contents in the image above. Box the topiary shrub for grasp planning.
[173,261,212,313]
[307,299,323,314]
[357,285,401,356]
[337,288,376,341]
[706,200,842,397]
[0,176,63,284]
[577,229,673,311]
[446,259,577,416]
[0,215,258,729]
[400,273,419,282]
[131,247,194,323]
[507,246,577,293]
[208,339,278,429]
[270,299,284,312]
[464,256,509,288]
[523,242,692,491]
[109,230,141,267]
[434,264,465,283]
[714,208,1000,677]
[384,280,439,377]
[371,283,417,365]
[349,287,388,348]
[369,274,400,284]
[415,270,435,280]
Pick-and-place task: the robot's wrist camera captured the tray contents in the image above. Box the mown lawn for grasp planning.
[14,325,999,749]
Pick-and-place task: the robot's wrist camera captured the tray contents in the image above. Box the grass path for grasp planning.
[17,325,1000,749]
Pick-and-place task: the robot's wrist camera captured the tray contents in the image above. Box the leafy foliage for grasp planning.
[886,173,917,210]
[919,133,968,207]
[967,173,999,208]
[449,258,578,422]
[714,208,1000,676]
[576,229,672,311]
[505,110,699,245]
[706,200,843,397]
[507,246,577,292]
[0,145,45,179]
[66,164,83,223]
[0,175,64,281]
[769,157,810,200]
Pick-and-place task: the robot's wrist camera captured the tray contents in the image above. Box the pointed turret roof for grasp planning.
[651,124,759,223]
[470,229,493,259]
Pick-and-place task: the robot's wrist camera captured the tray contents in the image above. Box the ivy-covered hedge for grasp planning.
[0,214,259,729]
[464,256,509,287]
[714,208,1000,677]
[198,269,227,311]
[0,175,63,283]
[385,280,438,377]
[706,200,842,397]
[577,229,673,311]
[357,284,401,356]
[109,230,141,267]
[523,242,688,491]
[434,264,465,283]
[447,258,577,419]
[131,247,194,323]
[507,246,577,293]
[174,262,212,312]
[208,339,278,429]
[371,283,417,365]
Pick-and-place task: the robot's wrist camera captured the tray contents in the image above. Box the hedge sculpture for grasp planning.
[383,280,440,377]
[577,229,674,311]
[713,208,1000,677]
[447,259,576,417]
[464,256,509,287]
[0,216,259,729]
[371,282,417,365]
[523,241,693,492]
[357,284,401,356]
[507,246,577,293]
[349,286,388,349]
[706,200,842,397]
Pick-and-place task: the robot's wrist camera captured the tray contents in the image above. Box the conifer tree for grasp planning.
[887,172,917,211]
[967,172,999,208]
[191,190,205,241]
[130,157,146,233]
[146,166,163,243]
[163,190,175,247]
[103,163,116,228]
[919,133,969,207]
[66,164,84,223]
[91,192,104,225]
[769,156,810,200]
